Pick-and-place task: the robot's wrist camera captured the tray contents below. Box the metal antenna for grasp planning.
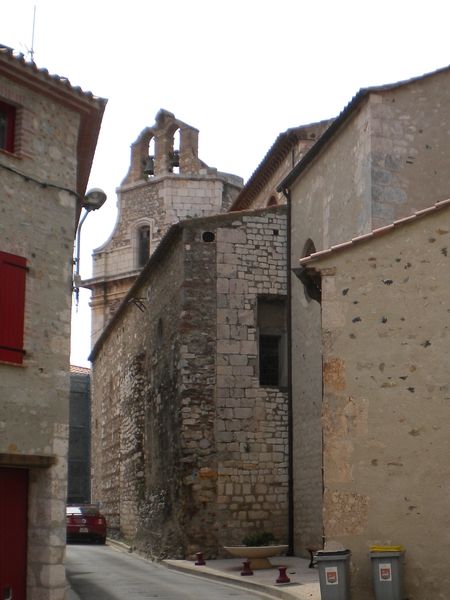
[29,5,36,62]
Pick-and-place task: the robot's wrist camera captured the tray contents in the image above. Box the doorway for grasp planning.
[0,468,28,600]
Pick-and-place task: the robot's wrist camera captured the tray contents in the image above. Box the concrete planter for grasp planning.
[223,545,289,569]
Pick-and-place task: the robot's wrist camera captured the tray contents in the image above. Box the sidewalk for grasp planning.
[70,539,321,600]
[163,554,320,600]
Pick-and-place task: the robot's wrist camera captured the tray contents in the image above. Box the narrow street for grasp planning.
[66,544,271,600]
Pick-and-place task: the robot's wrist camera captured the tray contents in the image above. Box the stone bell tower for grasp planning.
[84,109,243,346]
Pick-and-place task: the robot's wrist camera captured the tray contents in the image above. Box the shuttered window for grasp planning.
[0,251,27,364]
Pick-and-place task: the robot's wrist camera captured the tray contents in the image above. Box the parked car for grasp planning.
[66,504,106,544]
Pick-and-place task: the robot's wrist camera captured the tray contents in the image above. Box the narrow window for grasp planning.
[138,225,151,267]
[259,335,281,386]
[169,129,180,174]
[0,101,16,153]
[0,251,27,364]
[257,296,287,388]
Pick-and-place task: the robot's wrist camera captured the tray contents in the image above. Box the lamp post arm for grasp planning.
[75,208,90,280]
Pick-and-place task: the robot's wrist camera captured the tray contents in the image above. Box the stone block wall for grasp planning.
[214,210,288,546]
[86,111,243,349]
[0,76,80,599]
[91,206,288,557]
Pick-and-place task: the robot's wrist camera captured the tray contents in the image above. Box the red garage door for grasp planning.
[0,468,28,600]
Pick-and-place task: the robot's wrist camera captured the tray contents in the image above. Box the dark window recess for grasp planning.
[259,335,280,386]
[0,101,16,153]
[0,251,27,364]
[138,225,151,267]
[257,296,287,388]
[202,231,215,243]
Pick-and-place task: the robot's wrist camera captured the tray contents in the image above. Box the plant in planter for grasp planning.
[241,532,276,547]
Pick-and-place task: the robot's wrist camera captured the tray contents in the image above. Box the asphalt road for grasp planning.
[66,544,270,600]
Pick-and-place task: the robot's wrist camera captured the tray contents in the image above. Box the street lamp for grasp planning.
[73,188,107,305]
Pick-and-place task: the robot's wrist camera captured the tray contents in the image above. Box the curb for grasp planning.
[106,541,316,600]
[106,537,132,552]
[163,560,309,600]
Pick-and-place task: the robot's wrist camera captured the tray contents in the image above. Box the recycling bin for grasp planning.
[316,549,351,600]
[369,548,405,600]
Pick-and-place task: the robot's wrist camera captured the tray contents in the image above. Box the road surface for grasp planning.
[66,544,270,600]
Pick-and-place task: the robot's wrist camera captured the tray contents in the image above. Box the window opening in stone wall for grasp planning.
[202,231,215,243]
[138,225,151,267]
[259,335,281,385]
[169,128,180,174]
[0,101,16,153]
[257,296,287,388]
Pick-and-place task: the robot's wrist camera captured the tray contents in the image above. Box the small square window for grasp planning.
[0,101,16,153]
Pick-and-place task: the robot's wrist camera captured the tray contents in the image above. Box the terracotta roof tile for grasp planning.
[0,44,105,104]
[299,198,450,266]
[70,365,91,375]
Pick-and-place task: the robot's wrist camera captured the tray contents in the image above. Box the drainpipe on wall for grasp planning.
[281,185,294,556]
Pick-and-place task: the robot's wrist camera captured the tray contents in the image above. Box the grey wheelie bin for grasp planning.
[316,549,351,600]
[369,546,405,600]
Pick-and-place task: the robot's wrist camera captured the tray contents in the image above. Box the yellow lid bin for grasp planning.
[370,545,405,553]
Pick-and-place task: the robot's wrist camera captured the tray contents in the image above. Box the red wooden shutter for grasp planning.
[0,251,27,364]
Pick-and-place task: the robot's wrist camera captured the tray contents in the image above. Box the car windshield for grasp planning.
[66,505,100,516]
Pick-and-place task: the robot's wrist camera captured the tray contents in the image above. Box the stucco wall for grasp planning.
[289,70,450,555]
[313,206,450,599]
[371,75,450,227]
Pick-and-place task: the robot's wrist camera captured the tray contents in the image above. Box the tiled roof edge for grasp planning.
[299,198,450,266]
[0,44,107,106]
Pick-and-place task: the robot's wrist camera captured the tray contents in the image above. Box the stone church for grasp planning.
[86,109,328,556]
[87,64,450,598]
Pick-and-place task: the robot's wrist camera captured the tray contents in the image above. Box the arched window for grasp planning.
[169,128,180,174]
[137,225,151,267]
[300,239,321,303]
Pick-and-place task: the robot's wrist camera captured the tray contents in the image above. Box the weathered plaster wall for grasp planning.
[0,74,79,600]
[314,206,450,599]
[370,75,450,227]
[289,104,372,554]
[290,72,450,555]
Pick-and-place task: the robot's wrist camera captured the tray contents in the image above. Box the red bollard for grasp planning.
[195,552,206,565]
[241,560,253,576]
[276,566,290,583]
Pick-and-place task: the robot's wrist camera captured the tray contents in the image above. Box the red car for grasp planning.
[66,504,107,544]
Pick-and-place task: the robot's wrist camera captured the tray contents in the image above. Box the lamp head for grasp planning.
[83,188,107,211]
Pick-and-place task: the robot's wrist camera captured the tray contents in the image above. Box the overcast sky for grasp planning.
[2,0,449,366]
